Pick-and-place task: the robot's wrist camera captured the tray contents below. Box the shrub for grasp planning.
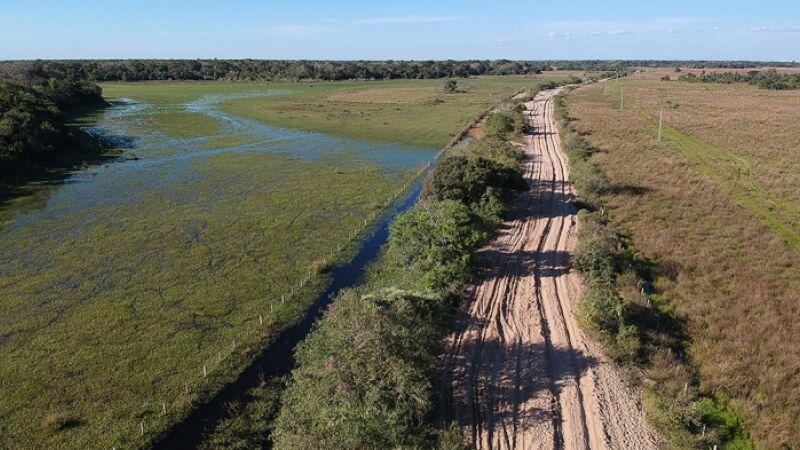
[272,289,448,450]
[579,283,625,332]
[388,199,487,292]
[572,212,619,283]
[443,79,458,94]
[437,422,470,450]
[421,155,525,206]
[484,111,523,140]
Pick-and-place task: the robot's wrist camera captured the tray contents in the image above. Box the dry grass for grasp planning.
[41,412,75,432]
[566,80,800,449]
[628,67,800,81]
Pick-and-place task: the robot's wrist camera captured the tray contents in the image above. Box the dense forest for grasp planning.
[678,69,800,89]
[0,64,105,182]
[2,60,797,83]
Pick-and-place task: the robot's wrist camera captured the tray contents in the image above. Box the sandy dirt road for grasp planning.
[439,89,661,450]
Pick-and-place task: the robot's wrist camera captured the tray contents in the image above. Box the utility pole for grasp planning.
[658,109,664,141]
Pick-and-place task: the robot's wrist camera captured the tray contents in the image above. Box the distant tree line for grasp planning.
[0,63,104,182]
[678,69,800,89]
[2,60,796,83]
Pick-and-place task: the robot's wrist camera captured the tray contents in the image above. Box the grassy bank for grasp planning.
[557,84,762,448]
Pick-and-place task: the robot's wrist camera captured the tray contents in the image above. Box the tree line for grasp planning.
[2,60,797,83]
[678,69,800,89]
[0,63,105,182]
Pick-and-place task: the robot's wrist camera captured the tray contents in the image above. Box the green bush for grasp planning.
[389,199,487,292]
[579,283,625,332]
[437,422,470,450]
[421,155,526,205]
[465,137,523,168]
[272,289,448,450]
[485,111,523,140]
[572,212,620,283]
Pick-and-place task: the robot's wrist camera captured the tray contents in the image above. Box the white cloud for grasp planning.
[747,26,800,33]
[354,15,463,25]
[544,17,719,36]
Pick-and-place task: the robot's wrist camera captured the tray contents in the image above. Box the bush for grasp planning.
[272,289,449,450]
[388,199,487,292]
[421,155,526,206]
[572,212,619,283]
[437,422,470,450]
[485,111,523,140]
[443,79,458,94]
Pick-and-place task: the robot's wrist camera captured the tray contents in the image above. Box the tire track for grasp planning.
[439,89,661,450]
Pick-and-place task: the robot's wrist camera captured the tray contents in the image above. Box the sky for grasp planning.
[1,0,798,61]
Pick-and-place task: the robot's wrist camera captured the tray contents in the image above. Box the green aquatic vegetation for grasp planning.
[0,149,411,449]
[126,111,223,139]
[0,77,430,448]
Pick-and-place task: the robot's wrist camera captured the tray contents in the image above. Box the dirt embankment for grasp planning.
[439,89,661,449]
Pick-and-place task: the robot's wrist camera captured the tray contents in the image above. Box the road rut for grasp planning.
[440,89,660,450]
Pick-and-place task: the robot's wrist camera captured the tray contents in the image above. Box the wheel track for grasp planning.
[439,89,661,450]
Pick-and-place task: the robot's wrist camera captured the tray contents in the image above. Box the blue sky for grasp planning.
[1,0,798,60]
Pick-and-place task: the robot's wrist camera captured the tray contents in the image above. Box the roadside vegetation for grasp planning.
[561,78,800,448]
[556,91,754,449]
[272,114,527,450]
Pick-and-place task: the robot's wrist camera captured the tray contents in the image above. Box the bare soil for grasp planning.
[439,89,660,449]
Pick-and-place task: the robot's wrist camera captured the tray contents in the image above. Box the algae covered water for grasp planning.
[0,84,436,449]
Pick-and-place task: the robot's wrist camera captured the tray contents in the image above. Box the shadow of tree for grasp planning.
[439,337,598,446]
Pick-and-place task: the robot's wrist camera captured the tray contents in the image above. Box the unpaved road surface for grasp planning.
[439,89,661,450]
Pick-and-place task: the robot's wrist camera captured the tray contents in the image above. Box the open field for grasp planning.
[214,77,554,147]
[565,79,800,448]
[0,78,556,449]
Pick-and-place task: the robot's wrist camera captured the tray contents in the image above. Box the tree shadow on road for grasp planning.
[438,337,598,447]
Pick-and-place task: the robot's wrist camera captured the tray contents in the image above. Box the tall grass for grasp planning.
[555,91,753,449]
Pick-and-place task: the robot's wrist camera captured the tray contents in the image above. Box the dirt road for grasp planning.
[439,89,660,450]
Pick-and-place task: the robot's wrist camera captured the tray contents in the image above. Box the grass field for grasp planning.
[566,79,800,448]
[0,77,556,449]
[212,77,548,147]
